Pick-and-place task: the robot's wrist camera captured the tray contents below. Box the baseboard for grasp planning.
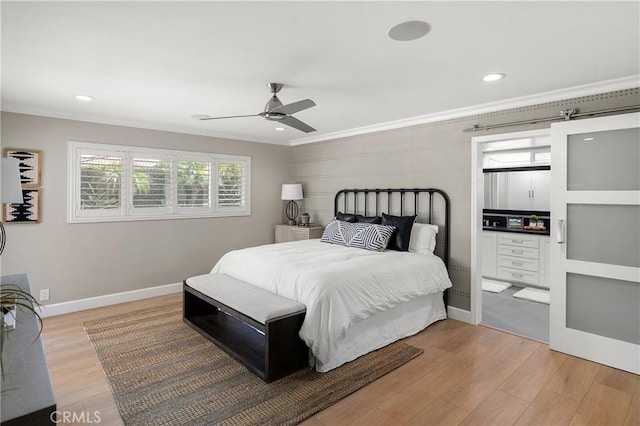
[40,282,182,318]
[40,285,474,321]
[447,305,473,324]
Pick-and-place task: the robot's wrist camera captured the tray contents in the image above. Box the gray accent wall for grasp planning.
[291,88,640,310]
[0,112,292,304]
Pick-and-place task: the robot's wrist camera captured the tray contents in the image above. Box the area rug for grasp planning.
[84,304,422,425]
[513,287,550,304]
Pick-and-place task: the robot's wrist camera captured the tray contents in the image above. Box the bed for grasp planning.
[211,188,452,372]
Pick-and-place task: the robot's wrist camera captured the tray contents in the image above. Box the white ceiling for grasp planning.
[2,1,639,145]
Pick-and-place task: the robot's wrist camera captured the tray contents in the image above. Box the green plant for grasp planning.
[529,214,539,222]
[0,285,42,378]
[301,212,310,217]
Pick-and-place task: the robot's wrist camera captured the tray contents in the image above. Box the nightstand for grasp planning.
[275,224,324,243]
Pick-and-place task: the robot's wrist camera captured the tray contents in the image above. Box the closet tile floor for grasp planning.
[482,287,549,342]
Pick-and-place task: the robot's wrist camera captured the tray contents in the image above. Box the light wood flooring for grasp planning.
[42,293,639,426]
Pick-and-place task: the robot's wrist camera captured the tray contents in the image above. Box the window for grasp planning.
[218,162,246,208]
[79,152,123,213]
[68,141,251,223]
[483,147,551,169]
[132,155,172,214]
[178,159,211,208]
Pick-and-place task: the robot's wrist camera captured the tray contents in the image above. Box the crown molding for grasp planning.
[0,106,291,146]
[290,75,640,146]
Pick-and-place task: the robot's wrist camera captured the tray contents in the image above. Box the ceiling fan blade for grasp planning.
[280,116,316,133]
[270,99,316,115]
[199,114,259,121]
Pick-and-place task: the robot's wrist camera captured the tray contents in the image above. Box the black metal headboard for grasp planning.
[333,188,450,267]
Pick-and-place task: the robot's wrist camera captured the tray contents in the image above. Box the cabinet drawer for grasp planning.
[498,246,539,259]
[498,255,539,272]
[498,234,539,248]
[276,225,324,243]
[497,267,539,285]
[291,228,310,240]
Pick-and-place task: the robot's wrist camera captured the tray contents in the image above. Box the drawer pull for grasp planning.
[512,273,524,278]
[512,239,524,244]
[512,261,524,266]
[512,250,524,255]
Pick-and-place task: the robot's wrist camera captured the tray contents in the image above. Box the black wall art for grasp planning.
[3,188,40,223]
[4,149,41,186]
[3,148,42,224]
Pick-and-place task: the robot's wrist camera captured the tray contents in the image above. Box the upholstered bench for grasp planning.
[183,273,308,382]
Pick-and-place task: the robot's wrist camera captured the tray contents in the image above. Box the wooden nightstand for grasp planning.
[275,224,324,243]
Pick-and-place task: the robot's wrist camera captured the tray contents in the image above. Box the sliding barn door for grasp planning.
[550,112,639,374]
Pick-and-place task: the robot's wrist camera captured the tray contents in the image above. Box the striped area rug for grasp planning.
[84,304,422,425]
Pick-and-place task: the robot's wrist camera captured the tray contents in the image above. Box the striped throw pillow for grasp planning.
[320,220,395,251]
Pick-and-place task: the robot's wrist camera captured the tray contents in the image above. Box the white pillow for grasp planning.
[409,223,438,254]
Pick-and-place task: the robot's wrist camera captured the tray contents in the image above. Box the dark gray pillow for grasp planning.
[334,211,357,223]
[356,215,382,224]
[381,213,416,251]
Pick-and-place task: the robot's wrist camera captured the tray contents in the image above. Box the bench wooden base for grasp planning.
[183,282,309,382]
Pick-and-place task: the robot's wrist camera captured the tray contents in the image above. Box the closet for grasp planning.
[478,137,552,342]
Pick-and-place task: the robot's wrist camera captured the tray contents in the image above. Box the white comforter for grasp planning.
[211,239,452,366]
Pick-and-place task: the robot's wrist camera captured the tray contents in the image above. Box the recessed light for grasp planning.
[275,127,286,131]
[75,95,94,101]
[482,73,506,82]
[584,137,595,141]
[388,20,431,41]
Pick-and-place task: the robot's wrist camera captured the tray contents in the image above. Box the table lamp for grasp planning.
[281,184,303,225]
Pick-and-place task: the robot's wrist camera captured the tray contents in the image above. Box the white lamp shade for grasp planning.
[281,184,303,201]
[1,158,24,204]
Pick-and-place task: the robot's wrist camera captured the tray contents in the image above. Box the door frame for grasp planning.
[470,128,551,325]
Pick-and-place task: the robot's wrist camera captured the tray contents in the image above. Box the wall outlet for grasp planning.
[39,288,50,302]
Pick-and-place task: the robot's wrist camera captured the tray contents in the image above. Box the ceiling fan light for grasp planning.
[264,112,285,121]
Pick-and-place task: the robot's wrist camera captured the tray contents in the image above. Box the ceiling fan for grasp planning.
[196,83,317,133]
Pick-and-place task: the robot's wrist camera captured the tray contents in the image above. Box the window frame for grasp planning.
[68,141,251,223]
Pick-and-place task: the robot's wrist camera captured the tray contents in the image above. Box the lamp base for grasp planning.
[285,200,300,226]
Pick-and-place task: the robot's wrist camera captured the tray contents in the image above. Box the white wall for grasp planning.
[0,112,291,305]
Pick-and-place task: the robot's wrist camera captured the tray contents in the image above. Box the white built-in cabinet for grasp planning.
[539,237,550,288]
[506,172,532,210]
[482,232,498,278]
[482,231,550,288]
[507,170,551,211]
[486,170,551,211]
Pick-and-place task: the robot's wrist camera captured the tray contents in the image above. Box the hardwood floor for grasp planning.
[41,294,639,425]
